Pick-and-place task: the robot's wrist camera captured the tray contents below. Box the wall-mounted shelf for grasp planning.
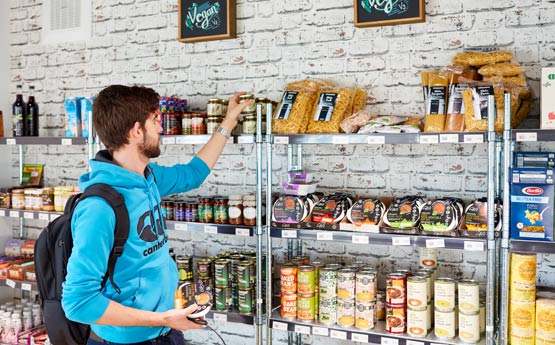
[166,221,255,237]
[0,137,89,145]
[510,239,555,253]
[161,135,255,145]
[271,132,487,145]
[207,310,255,325]
[0,278,37,292]
[0,208,61,221]
[512,129,555,142]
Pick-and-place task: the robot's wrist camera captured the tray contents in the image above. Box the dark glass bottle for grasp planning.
[12,85,26,137]
[26,86,39,136]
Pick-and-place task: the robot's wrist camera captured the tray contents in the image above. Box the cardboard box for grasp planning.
[510,167,554,241]
[514,152,555,168]
[541,68,555,129]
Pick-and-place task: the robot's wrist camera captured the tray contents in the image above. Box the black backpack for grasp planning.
[34,184,130,345]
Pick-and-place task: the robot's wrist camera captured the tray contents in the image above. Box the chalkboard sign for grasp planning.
[178,0,236,43]
[354,0,425,28]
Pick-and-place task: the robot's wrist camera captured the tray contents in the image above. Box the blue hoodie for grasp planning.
[61,150,210,343]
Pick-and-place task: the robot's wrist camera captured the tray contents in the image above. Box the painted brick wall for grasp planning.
[5,0,555,344]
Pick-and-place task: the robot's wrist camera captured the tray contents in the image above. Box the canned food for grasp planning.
[395,269,412,278]
[176,256,193,282]
[407,276,427,310]
[280,293,297,319]
[215,285,233,311]
[214,259,231,287]
[459,311,480,343]
[238,288,254,315]
[510,299,535,332]
[197,258,212,276]
[376,291,386,320]
[427,303,433,332]
[414,272,432,302]
[435,309,456,340]
[297,294,315,322]
[386,304,406,334]
[280,264,297,294]
[536,298,555,334]
[537,331,555,345]
[297,265,315,295]
[326,263,342,270]
[355,301,375,330]
[237,260,254,289]
[458,280,480,314]
[355,270,376,302]
[337,299,355,328]
[311,261,325,287]
[407,308,428,338]
[386,273,406,305]
[435,278,457,311]
[338,269,356,300]
[509,330,535,345]
[479,301,485,334]
[419,247,437,268]
[319,296,337,325]
[510,252,537,285]
[319,268,338,298]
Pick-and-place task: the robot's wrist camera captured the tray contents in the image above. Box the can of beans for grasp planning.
[355,301,375,330]
[386,273,406,305]
[337,269,356,300]
[214,259,231,287]
[376,291,386,321]
[337,299,355,328]
[407,308,428,338]
[297,294,315,322]
[280,293,297,319]
[386,304,406,334]
[459,311,480,343]
[319,296,337,325]
[355,270,376,302]
[280,264,297,294]
[297,265,315,295]
[319,268,338,298]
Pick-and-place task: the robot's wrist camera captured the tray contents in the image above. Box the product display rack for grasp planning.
[0,279,37,292]
[0,137,89,146]
[160,134,256,145]
[272,132,487,145]
[165,220,255,237]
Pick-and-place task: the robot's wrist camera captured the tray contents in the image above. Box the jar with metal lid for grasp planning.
[53,187,65,212]
[11,189,25,209]
[242,114,256,134]
[198,197,214,223]
[222,99,229,115]
[207,98,223,116]
[214,197,229,224]
[229,198,243,225]
[24,189,34,210]
[191,113,206,135]
[174,202,185,221]
[206,116,222,135]
[243,200,256,226]
[166,201,175,221]
[0,188,10,209]
[41,187,54,211]
[239,94,256,114]
[185,202,198,222]
[182,112,192,135]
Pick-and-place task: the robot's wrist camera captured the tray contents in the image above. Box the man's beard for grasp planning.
[140,132,160,158]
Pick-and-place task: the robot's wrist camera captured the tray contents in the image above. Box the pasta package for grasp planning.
[445,74,470,132]
[272,85,320,134]
[351,88,367,114]
[483,75,527,87]
[478,62,525,77]
[452,51,513,67]
[424,71,450,132]
[307,88,354,133]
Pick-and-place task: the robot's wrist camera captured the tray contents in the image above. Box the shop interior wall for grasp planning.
[4,0,555,344]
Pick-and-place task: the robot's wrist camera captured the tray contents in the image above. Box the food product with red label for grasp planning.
[311,193,353,224]
[383,196,424,229]
[347,198,385,226]
[272,196,309,223]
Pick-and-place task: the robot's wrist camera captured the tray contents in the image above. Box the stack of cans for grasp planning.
[434,277,458,340]
[457,280,482,344]
[319,267,338,325]
[337,268,356,327]
[280,263,298,319]
[355,269,377,330]
[297,265,316,322]
[509,252,537,345]
[196,258,215,305]
[385,272,408,334]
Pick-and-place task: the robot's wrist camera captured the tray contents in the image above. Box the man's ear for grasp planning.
[128,121,143,142]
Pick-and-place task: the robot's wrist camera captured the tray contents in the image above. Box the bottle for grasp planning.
[12,85,26,137]
[26,86,39,136]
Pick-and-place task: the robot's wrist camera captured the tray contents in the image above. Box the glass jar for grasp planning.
[232,120,243,136]
[213,197,229,224]
[207,98,223,116]
[222,99,229,115]
[243,201,256,226]
[182,112,192,135]
[11,189,25,210]
[239,94,256,113]
[187,202,198,222]
[199,197,214,223]
[207,116,222,135]
[166,201,175,221]
[24,189,34,210]
[229,196,243,225]
[0,188,10,209]
[32,188,43,211]
[191,113,207,135]
[242,114,257,134]
[41,187,54,211]
[175,202,185,221]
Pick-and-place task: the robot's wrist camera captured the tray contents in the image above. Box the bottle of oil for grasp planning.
[26,86,39,136]
[12,85,26,137]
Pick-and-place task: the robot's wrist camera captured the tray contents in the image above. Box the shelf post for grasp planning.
[18,144,24,238]
[255,103,264,345]
[265,102,274,345]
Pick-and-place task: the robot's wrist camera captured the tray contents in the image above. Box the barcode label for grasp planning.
[516,132,537,142]
[236,228,250,236]
[6,139,16,145]
[61,138,72,145]
[294,325,311,334]
[21,283,32,291]
[162,137,176,145]
[5,280,15,288]
[174,223,188,231]
[204,226,218,234]
[282,230,297,238]
[9,211,19,218]
[352,235,369,244]
[463,134,483,143]
[316,232,333,241]
[213,313,227,322]
[426,239,445,248]
[23,212,34,219]
[392,237,411,246]
[352,333,369,342]
[272,321,288,330]
[464,241,484,251]
[274,136,289,144]
[38,213,50,221]
[367,136,385,144]
[381,338,399,345]
[311,327,328,336]
[439,134,459,143]
[329,330,346,340]
[419,135,439,144]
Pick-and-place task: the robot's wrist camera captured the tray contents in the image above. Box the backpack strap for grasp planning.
[79,183,130,294]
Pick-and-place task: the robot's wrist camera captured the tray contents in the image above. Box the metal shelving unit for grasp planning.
[0,278,37,292]
[165,220,255,237]
[0,137,88,145]
[206,310,255,325]
[161,134,255,145]
[272,132,486,145]
[0,208,61,222]
[510,240,555,253]
[512,129,555,142]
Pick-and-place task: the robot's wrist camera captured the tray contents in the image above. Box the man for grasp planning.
[61,85,251,344]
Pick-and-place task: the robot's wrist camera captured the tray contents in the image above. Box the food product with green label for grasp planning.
[420,198,463,233]
[383,196,424,229]
[346,198,385,226]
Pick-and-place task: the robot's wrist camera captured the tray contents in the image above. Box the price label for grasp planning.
[274,136,289,145]
[439,134,459,143]
[5,280,15,288]
[237,136,253,144]
[352,235,369,244]
[282,230,297,238]
[50,214,61,221]
[392,236,411,246]
[176,136,189,144]
[516,132,537,142]
[381,338,399,345]
[174,223,188,231]
[9,211,19,218]
[213,313,227,322]
[464,241,485,251]
[162,137,176,145]
[0,210,5,217]
[61,138,73,146]
[21,283,32,291]
[419,135,438,144]
[407,341,424,345]
[316,232,333,241]
[311,327,328,336]
[236,228,250,236]
[294,325,311,335]
[204,226,218,234]
[38,213,50,221]
[367,135,385,144]
[6,138,16,145]
[332,136,349,145]
[426,238,445,248]
[329,330,347,340]
[352,333,369,342]
[23,212,34,219]
[272,321,288,331]
[463,134,484,143]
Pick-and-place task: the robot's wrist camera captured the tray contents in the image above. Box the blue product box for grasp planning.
[514,152,555,168]
[80,97,95,138]
[510,167,555,241]
[64,97,82,137]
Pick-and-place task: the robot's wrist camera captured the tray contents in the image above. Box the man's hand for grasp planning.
[220,92,254,132]
[159,304,204,331]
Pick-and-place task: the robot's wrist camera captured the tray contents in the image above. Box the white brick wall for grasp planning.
[5,0,555,343]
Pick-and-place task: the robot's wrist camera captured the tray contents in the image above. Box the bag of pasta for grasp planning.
[452,50,513,67]
[351,88,367,114]
[307,88,355,133]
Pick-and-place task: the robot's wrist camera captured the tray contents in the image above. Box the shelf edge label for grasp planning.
[464,241,484,251]
[282,230,297,238]
[516,132,537,142]
[174,223,188,231]
[381,337,399,345]
[419,135,439,144]
[463,134,484,143]
[332,136,349,145]
[204,225,218,234]
[213,313,227,322]
[162,137,176,145]
[274,136,289,145]
[352,235,369,244]
[9,211,19,218]
[272,321,288,331]
[21,283,32,291]
[294,325,311,335]
[439,133,459,143]
[351,333,369,342]
[61,138,73,146]
[23,212,34,219]
[311,326,328,336]
[236,228,251,236]
[329,330,347,340]
[316,232,333,241]
[426,238,445,248]
[38,213,50,221]
[367,136,385,144]
[5,279,15,288]
[6,139,16,145]
[392,236,411,246]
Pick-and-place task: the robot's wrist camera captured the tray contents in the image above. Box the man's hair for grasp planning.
[92,85,159,151]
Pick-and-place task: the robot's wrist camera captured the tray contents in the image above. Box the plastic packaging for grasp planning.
[307,87,355,133]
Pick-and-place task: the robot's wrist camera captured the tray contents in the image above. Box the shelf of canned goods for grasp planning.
[166,220,255,237]
[0,209,61,222]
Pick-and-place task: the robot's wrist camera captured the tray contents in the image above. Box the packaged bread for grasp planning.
[340,110,375,133]
[478,62,524,77]
[351,88,367,114]
[307,88,354,133]
[272,80,323,134]
[424,71,450,132]
[452,51,513,67]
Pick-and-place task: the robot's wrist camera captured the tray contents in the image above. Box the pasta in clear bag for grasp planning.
[307,87,355,134]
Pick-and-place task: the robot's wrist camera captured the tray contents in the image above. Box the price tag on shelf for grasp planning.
[426,238,445,248]
[329,330,347,340]
[407,341,424,345]
[439,134,459,143]
[38,213,50,221]
[516,132,537,142]
[9,211,19,218]
[236,228,250,237]
[392,236,411,246]
[274,136,289,145]
[272,321,288,331]
[23,212,34,219]
[213,313,227,322]
[464,241,485,251]
[50,214,61,221]
[176,136,189,145]
[6,138,16,145]
[332,136,349,145]
[162,137,176,145]
[61,138,73,146]
[352,235,369,244]
[237,136,253,144]
[5,280,15,289]
[282,230,297,238]
[21,283,32,291]
[204,226,218,234]
[294,325,311,335]
[419,135,438,144]
[352,333,369,342]
[463,134,484,143]
[0,210,5,217]
[316,232,333,241]
[367,135,385,144]
[311,327,328,336]
[381,337,399,345]
[174,223,188,231]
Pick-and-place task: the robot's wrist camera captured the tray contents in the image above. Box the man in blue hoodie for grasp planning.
[61,85,252,344]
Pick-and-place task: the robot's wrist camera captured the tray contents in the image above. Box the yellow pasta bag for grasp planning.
[452,51,512,67]
[306,88,354,133]
[424,71,450,132]
[351,88,367,114]
[272,84,320,134]
[478,62,524,77]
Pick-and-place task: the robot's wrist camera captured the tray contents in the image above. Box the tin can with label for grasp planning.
[510,299,536,333]
[337,299,355,328]
[197,258,212,277]
[318,296,337,325]
[238,260,254,289]
[459,311,480,343]
[297,294,315,322]
[280,264,297,294]
[435,309,456,340]
[215,285,233,311]
[509,330,535,345]
[214,259,231,287]
[176,255,193,282]
[414,271,432,302]
[536,298,555,334]
[407,308,428,338]
[510,252,537,285]
[319,268,338,298]
[355,270,376,302]
[376,291,386,320]
[338,269,356,300]
[238,288,254,315]
[386,304,406,334]
[479,301,485,334]
[281,293,297,319]
[435,277,457,311]
[386,273,406,305]
[407,276,427,310]
[311,261,325,288]
[419,247,437,268]
[458,280,480,314]
[297,265,315,295]
[355,301,375,330]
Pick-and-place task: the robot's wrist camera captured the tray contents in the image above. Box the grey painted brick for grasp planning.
[348,156,389,173]
[346,173,387,189]
[414,175,463,192]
